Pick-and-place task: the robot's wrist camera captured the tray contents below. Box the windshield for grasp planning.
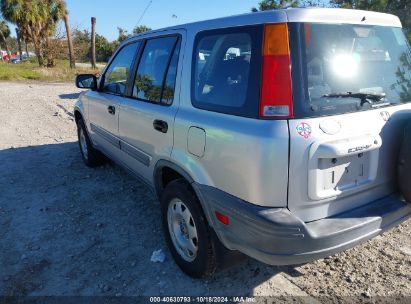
[289,23,411,117]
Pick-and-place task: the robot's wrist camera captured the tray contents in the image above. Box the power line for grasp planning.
[136,0,153,26]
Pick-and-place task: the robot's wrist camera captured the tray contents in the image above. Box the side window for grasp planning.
[192,28,262,117]
[102,42,139,95]
[162,40,181,104]
[133,36,180,104]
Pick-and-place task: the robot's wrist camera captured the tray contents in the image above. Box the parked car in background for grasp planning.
[0,50,6,61]
[73,8,411,278]
[1,51,35,62]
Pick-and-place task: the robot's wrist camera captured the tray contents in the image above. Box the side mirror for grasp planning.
[76,74,97,90]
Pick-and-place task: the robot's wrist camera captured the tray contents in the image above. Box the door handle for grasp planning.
[107,105,116,115]
[153,119,168,133]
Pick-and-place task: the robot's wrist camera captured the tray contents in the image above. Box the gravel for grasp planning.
[0,81,410,299]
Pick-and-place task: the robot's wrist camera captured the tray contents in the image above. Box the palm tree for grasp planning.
[57,0,75,68]
[63,13,75,68]
[15,27,22,60]
[0,19,11,61]
[1,0,66,67]
[91,17,96,69]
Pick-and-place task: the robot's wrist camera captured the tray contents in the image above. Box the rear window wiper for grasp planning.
[322,92,386,106]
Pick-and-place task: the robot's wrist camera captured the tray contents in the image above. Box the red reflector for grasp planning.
[260,54,293,118]
[215,211,229,225]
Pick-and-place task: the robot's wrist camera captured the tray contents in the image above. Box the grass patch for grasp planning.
[0,59,104,82]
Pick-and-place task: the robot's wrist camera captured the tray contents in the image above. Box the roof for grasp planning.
[285,7,401,27]
[127,8,402,41]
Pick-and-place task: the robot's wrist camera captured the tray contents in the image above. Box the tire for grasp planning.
[161,179,217,278]
[76,118,106,167]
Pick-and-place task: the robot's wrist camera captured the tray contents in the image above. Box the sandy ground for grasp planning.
[0,82,410,301]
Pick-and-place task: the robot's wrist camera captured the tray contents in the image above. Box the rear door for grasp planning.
[287,22,411,222]
[87,42,140,156]
[118,32,183,183]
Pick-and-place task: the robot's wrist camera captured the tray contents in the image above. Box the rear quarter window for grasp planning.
[191,26,263,118]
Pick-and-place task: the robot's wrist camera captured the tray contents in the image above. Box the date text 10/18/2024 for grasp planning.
[149,296,256,303]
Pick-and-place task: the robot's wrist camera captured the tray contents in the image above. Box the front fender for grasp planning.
[74,103,82,118]
[74,93,89,125]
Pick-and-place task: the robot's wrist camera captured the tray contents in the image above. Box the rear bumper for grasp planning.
[194,184,411,265]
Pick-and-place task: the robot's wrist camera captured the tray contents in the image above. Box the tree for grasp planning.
[72,29,115,63]
[91,17,96,68]
[1,0,66,67]
[6,35,17,51]
[393,52,411,101]
[112,25,151,52]
[72,29,90,61]
[117,27,129,43]
[116,25,151,44]
[62,9,75,68]
[133,25,151,34]
[0,19,11,61]
[251,0,300,11]
[330,0,385,10]
[94,34,114,62]
[15,27,22,60]
[18,29,30,57]
[331,0,411,42]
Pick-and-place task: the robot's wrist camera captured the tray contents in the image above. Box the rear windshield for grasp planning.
[289,23,411,118]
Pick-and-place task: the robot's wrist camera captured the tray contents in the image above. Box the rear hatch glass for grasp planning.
[289,23,411,118]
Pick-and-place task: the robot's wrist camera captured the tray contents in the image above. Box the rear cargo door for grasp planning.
[288,109,410,222]
[287,22,411,222]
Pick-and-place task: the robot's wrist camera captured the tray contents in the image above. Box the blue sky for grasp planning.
[65,0,260,41]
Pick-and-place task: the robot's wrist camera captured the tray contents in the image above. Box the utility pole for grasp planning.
[91,17,96,69]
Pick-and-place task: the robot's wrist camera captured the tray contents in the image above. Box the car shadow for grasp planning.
[59,93,81,100]
[0,142,303,297]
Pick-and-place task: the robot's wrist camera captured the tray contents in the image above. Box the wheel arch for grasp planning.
[155,160,239,267]
[154,159,222,246]
[154,160,195,199]
[74,105,85,124]
[74,108,83,124]
[74,105,95,148]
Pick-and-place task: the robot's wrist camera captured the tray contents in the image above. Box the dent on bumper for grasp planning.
[193,184,411,265]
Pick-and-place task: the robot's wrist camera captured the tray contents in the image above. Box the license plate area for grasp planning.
[308,134,381,200]
[320,153,371,192]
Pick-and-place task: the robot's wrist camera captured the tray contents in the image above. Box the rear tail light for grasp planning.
[260,23,293,119]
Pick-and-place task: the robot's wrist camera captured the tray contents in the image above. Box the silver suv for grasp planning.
[74,8,411,278]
